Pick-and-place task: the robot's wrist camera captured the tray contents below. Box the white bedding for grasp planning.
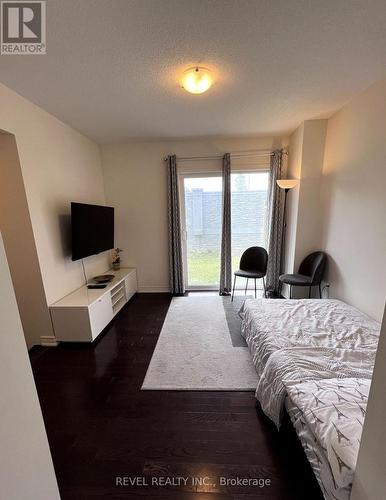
[285,395,350,500]
[257,346,375,427]
[241,299,379,356]
[240,298,379,425]
[285,378,370,500]
[240,298,380,500]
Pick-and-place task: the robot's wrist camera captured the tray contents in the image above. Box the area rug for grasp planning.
[141,295,258,390]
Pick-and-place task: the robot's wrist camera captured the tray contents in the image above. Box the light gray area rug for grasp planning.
[142,296,258,390]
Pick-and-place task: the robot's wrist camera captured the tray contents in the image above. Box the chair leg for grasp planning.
[290,285,292,299]
[318,284,322,299]
[309,286,312,299]
[254,279,257,299]
[231,275,236,302]
[245,278,249,295]
[263,277,266,298]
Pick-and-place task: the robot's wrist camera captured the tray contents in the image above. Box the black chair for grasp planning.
[232,246,268,301]
[279,251,327,299]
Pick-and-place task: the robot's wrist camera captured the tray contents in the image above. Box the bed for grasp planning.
[285,377,370,500]
[240,298,380,500]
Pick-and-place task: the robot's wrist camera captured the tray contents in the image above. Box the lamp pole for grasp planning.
[280,188,290,291]
[276,179,299,297]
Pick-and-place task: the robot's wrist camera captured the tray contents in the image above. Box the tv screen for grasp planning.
[71,202,114,261]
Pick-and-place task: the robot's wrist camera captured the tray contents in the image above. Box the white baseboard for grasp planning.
[138,285,170,293]
[40,335,58,347]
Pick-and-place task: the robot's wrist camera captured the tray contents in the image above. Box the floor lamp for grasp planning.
[276,179,299,296]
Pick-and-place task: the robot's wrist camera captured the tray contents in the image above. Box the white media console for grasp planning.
[50,268,137,342]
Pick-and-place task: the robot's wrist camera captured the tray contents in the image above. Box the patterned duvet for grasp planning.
[286,378,370,500]
[240,299,380,500]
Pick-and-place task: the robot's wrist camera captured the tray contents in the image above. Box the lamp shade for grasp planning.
[276,179,299,190]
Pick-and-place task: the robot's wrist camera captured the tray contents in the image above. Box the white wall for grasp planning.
[286,81,386,317]
[0,233,60,500]
[0,83,110,345]
[102,136,287,291]
[0,134,53,348]
[351,302,386,500]
[283,120,327,298]
[285,123,303,275]
[321,79,386,321]
[294,120,327,270]
[0,83,109,307]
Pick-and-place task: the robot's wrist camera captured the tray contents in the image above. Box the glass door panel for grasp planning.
[183,175,222,288]
[231,172,269,284]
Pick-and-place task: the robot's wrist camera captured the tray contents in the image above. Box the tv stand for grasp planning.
[50,268,137,342]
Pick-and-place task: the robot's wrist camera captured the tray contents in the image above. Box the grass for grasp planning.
[187,251,220,286]
[187,251,242,286]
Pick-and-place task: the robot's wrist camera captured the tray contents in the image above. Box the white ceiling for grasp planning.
[1,0,386,143]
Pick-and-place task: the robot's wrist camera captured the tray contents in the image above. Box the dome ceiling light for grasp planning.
[181,67,213,94]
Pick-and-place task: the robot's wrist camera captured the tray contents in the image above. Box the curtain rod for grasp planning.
[163,148,288,162]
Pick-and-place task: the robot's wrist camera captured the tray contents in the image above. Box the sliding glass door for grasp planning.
[181,174,222,289]
[180,170,269,290]
[231,171,269,281]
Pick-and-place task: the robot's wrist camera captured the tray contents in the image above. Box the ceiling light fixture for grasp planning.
[181,67,213,94]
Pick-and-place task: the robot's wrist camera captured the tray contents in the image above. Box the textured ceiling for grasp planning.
[1,0,386,143]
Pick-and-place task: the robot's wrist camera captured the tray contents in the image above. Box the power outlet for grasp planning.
[321,282,330,298]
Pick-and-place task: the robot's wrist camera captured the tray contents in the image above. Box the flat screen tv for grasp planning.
[71,202,114,261]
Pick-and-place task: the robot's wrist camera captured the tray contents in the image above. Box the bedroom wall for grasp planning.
[101,136,288,292]
[320,78,386,321]
[293,120,327,270]
[283,119,327,298]
[351,302,386,500]
[0,83,109,345]
[284,123,303,277]
[0,233,60,499]
[0,134,53,348]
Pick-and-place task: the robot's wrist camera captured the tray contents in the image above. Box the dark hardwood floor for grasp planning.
[30,293,322,500]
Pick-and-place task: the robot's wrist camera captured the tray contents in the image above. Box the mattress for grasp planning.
[285,378,370,500]
[240,299,379,426]
[240,298,380,500]
[285,395,345,500]
[241,299,379,367]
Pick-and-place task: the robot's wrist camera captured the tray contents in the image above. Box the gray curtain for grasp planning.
[166,155,184,295]
[266,150,283,295]
[219,153,232,295]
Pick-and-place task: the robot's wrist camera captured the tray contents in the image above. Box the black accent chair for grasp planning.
[279,251,327,299]
[231,246,268,301]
